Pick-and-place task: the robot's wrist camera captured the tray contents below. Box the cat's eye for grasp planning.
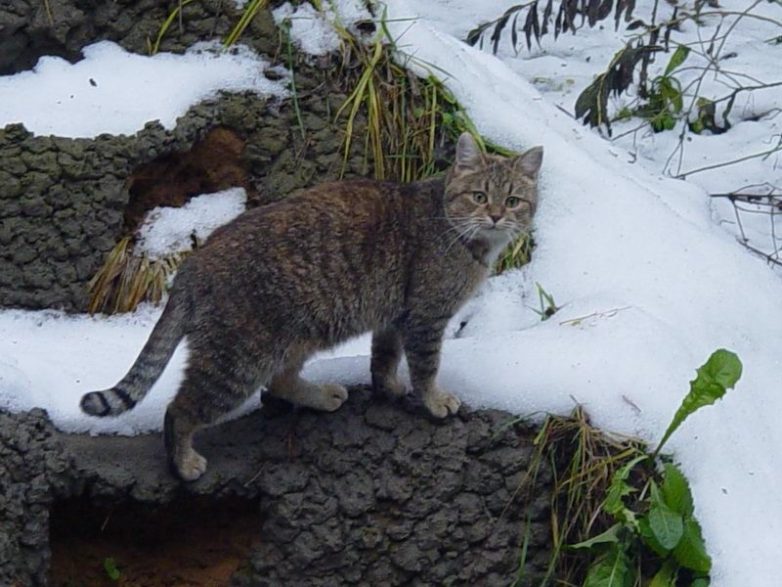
[505,196,522,208]
[472,191,488,204]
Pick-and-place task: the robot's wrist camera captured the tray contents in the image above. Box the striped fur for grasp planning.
[80,296,188,417]
[79,133,542,482]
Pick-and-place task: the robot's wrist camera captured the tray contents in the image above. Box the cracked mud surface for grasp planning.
[1,389,552,586]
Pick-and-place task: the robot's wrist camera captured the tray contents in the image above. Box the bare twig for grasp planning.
[710,184,782,265]
[675,135,782,178]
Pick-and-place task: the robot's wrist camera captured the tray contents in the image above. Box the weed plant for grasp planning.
[513,349,742,587]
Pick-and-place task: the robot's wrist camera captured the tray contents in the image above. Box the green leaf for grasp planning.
[638,515,670,556]
[571,523,622,550]
[655,349,742,455]
[603,455,647,523]
[652,112,676,132]
[661,463,694,516]
[664,46,690,76]
[649,559,677,587]
[103,557,121,582]
[690,119,705,134]
[583,543,634,587]
[673,517,712,573]
[703,349,743,389]
[670,86,684,113]
[691,577,710,587]
[659,77,677,101]
[648,501,684,550]
[648,482,684,550]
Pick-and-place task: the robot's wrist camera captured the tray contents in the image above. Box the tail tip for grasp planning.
[80,391,111,417]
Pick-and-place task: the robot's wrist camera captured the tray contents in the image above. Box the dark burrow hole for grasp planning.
[49,495,259,587]
[123,127,258,234]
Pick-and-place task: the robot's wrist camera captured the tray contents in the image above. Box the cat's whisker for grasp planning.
[438,220,475,243]
[443,222,480,255]
[441,226,469,254]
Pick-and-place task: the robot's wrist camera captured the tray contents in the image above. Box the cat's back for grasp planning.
[207,178,408,250]
[177,178,435,301]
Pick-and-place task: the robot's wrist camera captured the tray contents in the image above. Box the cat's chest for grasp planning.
[426,255,488,308]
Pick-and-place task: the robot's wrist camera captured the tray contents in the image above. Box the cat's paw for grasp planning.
[374,375,407,398]
[175,450,208,482]
[316,383,349,412]
[423,389,461,418]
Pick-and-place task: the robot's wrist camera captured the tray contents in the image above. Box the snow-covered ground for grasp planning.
[1,1,781,585]
[0,41,288,137]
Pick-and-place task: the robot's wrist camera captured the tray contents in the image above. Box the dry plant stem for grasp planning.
[281,21,306,140]
[224,0,270,47]
[663,1,774,176]
[698,9,782,29]
[712,186,782,264]
[514,408,649,585]
[152,0,195,54]
[710,80,782,111]
[42,0,53,24]
[676,135,782,179]
[662,15,726,175]
[606,2,780,176]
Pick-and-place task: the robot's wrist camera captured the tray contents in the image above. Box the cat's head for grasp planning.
[444,132,543,252]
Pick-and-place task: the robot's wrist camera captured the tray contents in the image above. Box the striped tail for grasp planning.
[80,297,188,417]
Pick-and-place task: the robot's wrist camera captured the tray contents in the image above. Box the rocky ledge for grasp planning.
[1,388,552,586]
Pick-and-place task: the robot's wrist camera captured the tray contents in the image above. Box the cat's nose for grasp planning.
[489,213,502,224]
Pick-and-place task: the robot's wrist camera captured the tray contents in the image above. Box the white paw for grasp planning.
[424,389,461,418]
[318,383,349,411]
[177,450,208,482]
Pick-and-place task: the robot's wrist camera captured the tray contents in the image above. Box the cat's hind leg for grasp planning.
[164,348,266,481]
[267,344,348,411]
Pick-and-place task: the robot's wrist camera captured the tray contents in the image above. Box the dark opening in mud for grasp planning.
[49,495,259,587]
[124,127,254,233]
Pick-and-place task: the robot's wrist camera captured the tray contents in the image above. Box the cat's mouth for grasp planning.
[479,219,514,235]
[478,225,515,243]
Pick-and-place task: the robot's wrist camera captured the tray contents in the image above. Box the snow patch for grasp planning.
[273,3,341,56]
[0,41,288,138]
[272,1,374,56]
[136,188,247,259]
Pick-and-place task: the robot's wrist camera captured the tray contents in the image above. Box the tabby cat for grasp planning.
[80,133,543,481]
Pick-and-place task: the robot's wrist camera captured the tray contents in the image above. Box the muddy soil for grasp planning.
[49,496,258,587]
[1,390,554,586]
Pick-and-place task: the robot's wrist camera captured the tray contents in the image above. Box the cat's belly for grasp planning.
[301,288,402,345]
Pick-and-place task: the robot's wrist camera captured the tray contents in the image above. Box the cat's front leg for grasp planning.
[402,316,461,418]
[371,326,406,398]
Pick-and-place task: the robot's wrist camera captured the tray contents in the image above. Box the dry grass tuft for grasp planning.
[495,233,534,274]
[513,407,652,585]
[87,237,187,315]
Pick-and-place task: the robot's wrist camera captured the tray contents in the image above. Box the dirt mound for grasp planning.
[1,389,553,586]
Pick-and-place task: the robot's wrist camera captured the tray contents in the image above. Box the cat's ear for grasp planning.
[513,146,544,179]
[454,132,483,171]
